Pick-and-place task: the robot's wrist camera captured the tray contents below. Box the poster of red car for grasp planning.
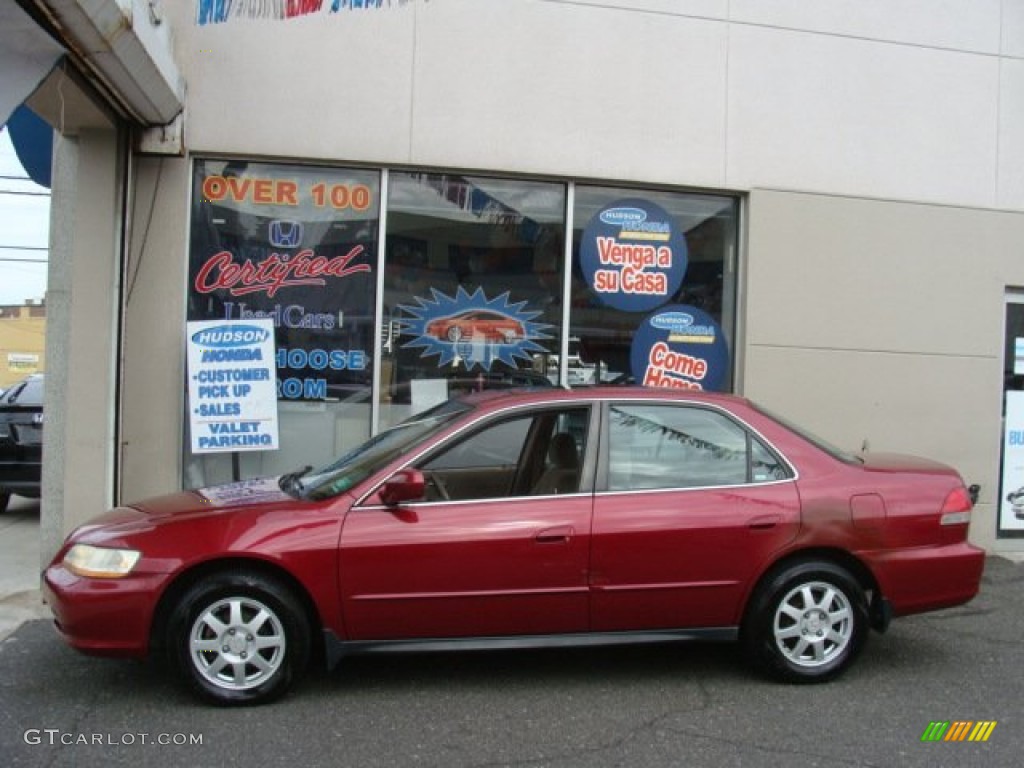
[425,309,526,344]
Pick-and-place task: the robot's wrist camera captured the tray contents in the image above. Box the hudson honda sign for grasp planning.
[630,305,730,391]
[186,319,280,454]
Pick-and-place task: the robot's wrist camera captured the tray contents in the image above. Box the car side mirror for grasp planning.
[379,469,426,506]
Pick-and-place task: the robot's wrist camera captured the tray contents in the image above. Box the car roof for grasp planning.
[455,385,753,412]
[0,373,45,406]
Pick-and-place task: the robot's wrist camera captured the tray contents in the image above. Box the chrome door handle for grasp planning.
[535,525,574,543]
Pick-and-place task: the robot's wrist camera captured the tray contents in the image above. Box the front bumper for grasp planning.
[41,564,167,658]
[864,541,986,618]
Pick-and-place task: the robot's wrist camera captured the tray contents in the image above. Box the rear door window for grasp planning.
[607,403,788,490]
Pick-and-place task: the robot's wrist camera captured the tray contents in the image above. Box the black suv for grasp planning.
[0,373,44,513]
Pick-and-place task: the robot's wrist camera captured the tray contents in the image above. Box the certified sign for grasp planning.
[186,319,279,454]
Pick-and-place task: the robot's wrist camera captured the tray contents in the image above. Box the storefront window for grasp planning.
[185,159,380,488]
[182,162,739,488]
[569,186,737,390]
[379,172,567,430]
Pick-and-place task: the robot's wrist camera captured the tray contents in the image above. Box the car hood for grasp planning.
[135,476,293,514]
[71,477,295,539]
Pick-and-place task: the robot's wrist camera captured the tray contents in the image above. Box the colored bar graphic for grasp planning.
[946,721,972,741]
[921,721,996,742]
[968,722,997,742]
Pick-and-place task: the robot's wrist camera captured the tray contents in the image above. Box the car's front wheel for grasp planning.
[0,490,9,514]
[167,571,311,705]
[742,560,868,683]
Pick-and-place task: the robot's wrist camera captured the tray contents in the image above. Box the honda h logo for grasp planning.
[269,220,303,249]
[32,412,44,425]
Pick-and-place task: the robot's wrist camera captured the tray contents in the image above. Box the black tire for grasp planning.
[0,491,9,514]
[167,572,311,706]
[741,560,868,683]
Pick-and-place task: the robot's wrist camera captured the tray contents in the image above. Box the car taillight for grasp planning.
[940,486,973,526]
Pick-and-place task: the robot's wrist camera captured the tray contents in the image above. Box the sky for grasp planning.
[0,127,50,306]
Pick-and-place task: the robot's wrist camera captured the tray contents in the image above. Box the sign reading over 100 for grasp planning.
[200,175,372,211]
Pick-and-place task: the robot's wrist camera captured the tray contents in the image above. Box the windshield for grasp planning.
[296,400,470,500]
[752,403,862,464]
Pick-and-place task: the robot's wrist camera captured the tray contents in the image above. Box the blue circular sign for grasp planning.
[630,305,730,391]
[579,198,688,312]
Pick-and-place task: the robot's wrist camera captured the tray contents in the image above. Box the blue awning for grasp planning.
[6,105,53,189]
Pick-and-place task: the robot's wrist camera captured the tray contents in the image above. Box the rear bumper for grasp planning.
[0,463,41,496]
[41,564,164,658]
[863,541,985,618]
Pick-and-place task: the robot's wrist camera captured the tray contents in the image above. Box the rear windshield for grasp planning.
[0,376,44,407]
[751,403,861,464]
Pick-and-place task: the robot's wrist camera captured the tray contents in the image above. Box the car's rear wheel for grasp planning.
[0,491,9,514]
[742,560,868,683]
[167,572,310,706]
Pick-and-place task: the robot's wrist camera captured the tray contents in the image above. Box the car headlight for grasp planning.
[64,544,141,578]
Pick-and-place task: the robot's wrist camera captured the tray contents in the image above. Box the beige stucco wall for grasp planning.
[165,0,1024,210]
[743,188,1024,551]
[118,156,190,504]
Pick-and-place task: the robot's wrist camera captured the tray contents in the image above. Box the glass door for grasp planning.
[999,291,1024,537]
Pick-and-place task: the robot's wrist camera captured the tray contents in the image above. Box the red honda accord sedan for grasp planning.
[42,388,984,705]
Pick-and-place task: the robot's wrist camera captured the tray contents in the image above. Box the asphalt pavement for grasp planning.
[2,499,1023,767]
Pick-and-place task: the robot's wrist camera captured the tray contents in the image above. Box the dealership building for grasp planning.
[3,0,1024,561]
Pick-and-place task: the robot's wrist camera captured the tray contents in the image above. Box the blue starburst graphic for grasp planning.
[396,287,553,371]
